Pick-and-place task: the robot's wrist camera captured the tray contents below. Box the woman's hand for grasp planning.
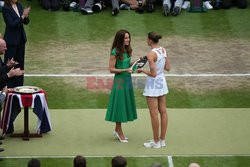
[137,69,144,73]
[125,68,133,73]
[22,6,31,18]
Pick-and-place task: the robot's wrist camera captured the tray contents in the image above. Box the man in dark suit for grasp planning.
[0,39,24,90]
[0,38,24,159]
[2,0,30,88]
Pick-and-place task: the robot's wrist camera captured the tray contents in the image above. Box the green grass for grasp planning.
[1,0,249,110]
[1,156,250,167]
[1,0,250,42]
[1,2,250,167]
[25,77,250,108]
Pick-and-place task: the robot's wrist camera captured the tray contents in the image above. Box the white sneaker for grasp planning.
[69,2,77,8]
[182,1,190,9]
[80,7,93,15]
[160,139,166,147]
[203,1,213,9]
[144,140,161,148]
[93,3,102,12]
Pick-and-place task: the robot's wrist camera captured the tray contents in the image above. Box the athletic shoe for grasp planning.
[69,2,77,8]
[203,1,213,9]
[147,139,166,147]
[93,3,102,12]
[0,148,4,152]
[80,7,93,15]
[182,1,190,9]
[163,4,170,16]
[160,139,166,147]
[144,140,161,148]
[172,6,181,16]
[112,8,119,16]
[120,4,130,10]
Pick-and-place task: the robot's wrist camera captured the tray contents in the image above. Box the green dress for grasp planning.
[105,48,137,122]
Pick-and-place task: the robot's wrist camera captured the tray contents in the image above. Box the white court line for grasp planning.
[24,73,250,77]
[2,154,250,159]
[168,156,174,167]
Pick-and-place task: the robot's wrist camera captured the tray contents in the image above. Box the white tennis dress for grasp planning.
[143,47,169,97]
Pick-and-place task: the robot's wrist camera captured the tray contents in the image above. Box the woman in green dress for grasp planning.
[105,30,137,143]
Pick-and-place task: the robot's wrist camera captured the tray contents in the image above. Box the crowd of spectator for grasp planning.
[26,156,201,167]
[28,0,248,16]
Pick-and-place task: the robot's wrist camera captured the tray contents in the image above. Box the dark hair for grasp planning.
[148,32,162,43]
[111,30,132,60]
[112,156,127,167]
[28,159,40,167]
[74,155,86,167]
[4,0,13,6]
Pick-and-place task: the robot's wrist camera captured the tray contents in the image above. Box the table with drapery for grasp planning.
[0,89,52,140]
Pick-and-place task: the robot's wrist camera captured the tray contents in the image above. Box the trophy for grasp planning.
[130,56,148,72]
[188,0,207,12]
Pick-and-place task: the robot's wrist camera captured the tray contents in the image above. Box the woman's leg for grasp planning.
[158,95,168,140]
[115,122,125,140]
[146,97,159,142]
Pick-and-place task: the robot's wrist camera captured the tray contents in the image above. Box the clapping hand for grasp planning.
[23,6,31,18]
[7,68,24,77]
[6,58,19,68]
[2,86,8,94]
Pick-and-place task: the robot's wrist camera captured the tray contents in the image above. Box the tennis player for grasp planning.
[137,32,171,148]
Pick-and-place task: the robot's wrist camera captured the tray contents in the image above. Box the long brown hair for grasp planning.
[111,30,132,60]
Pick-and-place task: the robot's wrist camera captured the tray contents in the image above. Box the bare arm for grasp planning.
[109,56,132,74]
[138,51,157,77]
[165,56,171,71]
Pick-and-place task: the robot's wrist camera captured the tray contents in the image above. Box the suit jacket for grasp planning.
[2,3,30,45]
[0,57,9,90]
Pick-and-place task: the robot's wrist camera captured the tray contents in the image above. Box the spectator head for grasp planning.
[0,39,7,55]
[28,159,40,167]
[112,156,127,167]
[189,163,200,167]
[74,155,86,167]
[147,32,162,44]
[151,163,162,167]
